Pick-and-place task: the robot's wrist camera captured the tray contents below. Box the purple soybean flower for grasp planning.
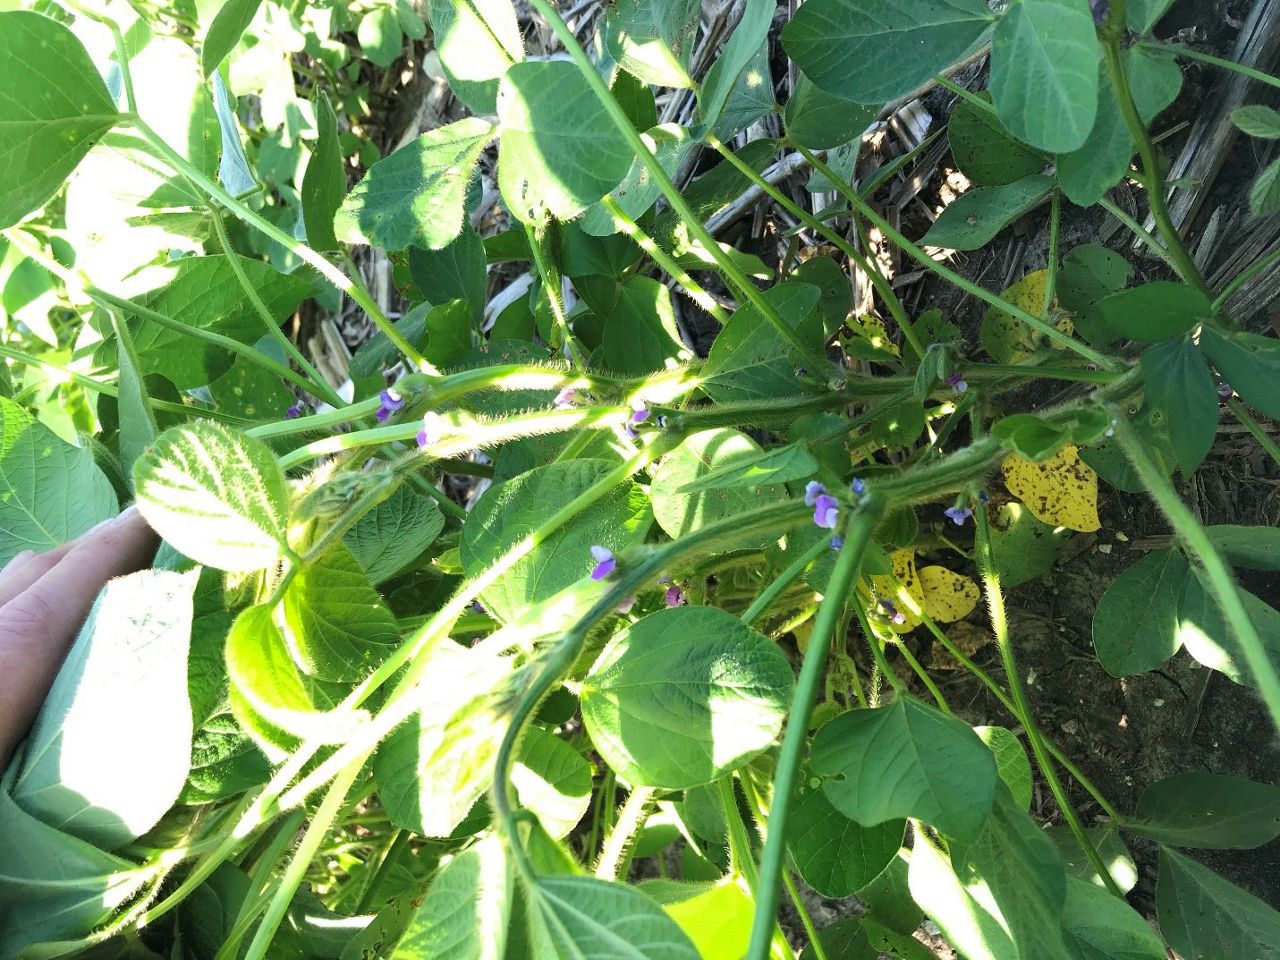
[286,403,302,419]
[554,387,580,410]
[590,545,616,580]
[851,477,867,497]
[624,406,650,440]
[804,480,827,507]
[829,536,845,550]
[944,504,973,526]
[665,584,687,607]
[879,598,907,626]
[1217,382,1234,400]
[616,596,637,614]
[375,388,405,423]
[945,372,968,394]
[417,411,442,450]
[813,494,839,529]
[1089,0,1109,27]
[977,490,990,504]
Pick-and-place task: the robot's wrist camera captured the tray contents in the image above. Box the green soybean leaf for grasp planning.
[788,767,904,897]
[0,396,117,567]
[374,642,512,836]
[599,275,686,374]
[990,0,1100,153]
[1096,281,1212,342]
[281,544,400,682]
[134,422,290,572]
[302,92,345,252]
[908,785,1067,960]
[1061,876,1166,960]
[201,0,263,76]
[921,175,1054,251]
[1204,524,1280,570]
[513,725,593,840]
[1057,65,1130,207]
[676,443,819,495]
[1129,44,1185,124]
[213,72,255,196]
[1249,156,1280,216]
[335,117,491,251]
[856,852,923,936]
[0,789,144,955]
[208,355,295,421]
[810,697,998,843]
[1232,104,1280,138]
[497,61,633,223]
[181,710,272,803]
[975,725,1033,810]
[459,459,652,624]
[605,0,701,88]
[1139,336,1217,475]
[1057,243,1133,344]
[661,879,754,960]
[225,605,360,758]
[696,0,773,133]
[388,836,512,960]
[1200,326,1280,419]
[580,123,693,237]
[344,485,444,584]
[782,0,994,104]
[358,5,403,68]
[1127,0,1176,33]
[784,74,880,150]
[796,917,880,960]
[947,92,1048,187]
[408,223,486,322]
[702,283,820,403]
[649,429,787,547]
[10,570,197,849]
[1128,771,1280,849]
[1092,548,1188,676]
[528,875,700,960]
[1046,825,1138,893]
[711,41,776,140]
[1156,846,1280,960]
[1176,568,1280,687]
[988,501,1071,589]
[0,11,120,229]
[97,255,311,389]
[581,606,795,789]
[426,0,523,115]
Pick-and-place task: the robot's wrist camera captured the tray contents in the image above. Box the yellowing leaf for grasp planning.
[870,547,925,632]
[980,269,1074,363]
[919,565,981,622]
[1001,443,1100,532]
[663,878,753,960]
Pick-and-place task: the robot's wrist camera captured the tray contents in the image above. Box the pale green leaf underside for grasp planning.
[0,397,117,567]
[1157,847,1280,960]
[531,875,701,960]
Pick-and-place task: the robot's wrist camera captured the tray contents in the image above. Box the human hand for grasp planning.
[0,507,159,771]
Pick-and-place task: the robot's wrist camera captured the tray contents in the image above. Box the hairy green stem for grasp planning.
[1101,41,1211,297]
[124,115,432,374]
[527,223,587,367]
[1213,243,1280,310]
[1226,398,1280,467]
[741,537,830,627]
[746,494,885,960]
[1096,197,1180,272]
[1151,40,1280,92]
[523,0,832,375]
[705,133,924,361]
[211,212,343,408]
[796,146,1118,370]
[974,502,1122,896]
[1110,413,1280,730]
[595,786,655,880]
[1044,188,1061,319]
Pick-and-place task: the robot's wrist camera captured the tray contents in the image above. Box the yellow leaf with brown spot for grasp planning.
[980,269,1074,363]
[919,565,981,623]
[869,547,925,632]
[1001,443,1100,532]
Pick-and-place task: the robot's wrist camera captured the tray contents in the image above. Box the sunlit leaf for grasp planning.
[1001,444,1100,532]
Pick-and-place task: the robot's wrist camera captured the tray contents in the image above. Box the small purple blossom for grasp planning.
[286,403,302,419]
[944,505,973,526]
[1088,0,1109,27]
[417,411,442,450]
[829,536,845,550]
[1218,382,1234,400]
[376,389,404,424]
[665,584,687,607]
[804,480,827,507]
[616,596,637,614]
[554,387,581,410]
[945,372,968,394]
[851,477,867,497]
[590,545,616,581]
[879,598,906,626]
[977,490,990,504]
[813,494,839,529]
[624,406,651,440]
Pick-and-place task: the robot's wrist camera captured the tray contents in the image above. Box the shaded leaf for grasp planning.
[1156,846,1280,960]
[1092,548,1188,676]
[1129,771,1280,849]
[922,175,1054,251]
